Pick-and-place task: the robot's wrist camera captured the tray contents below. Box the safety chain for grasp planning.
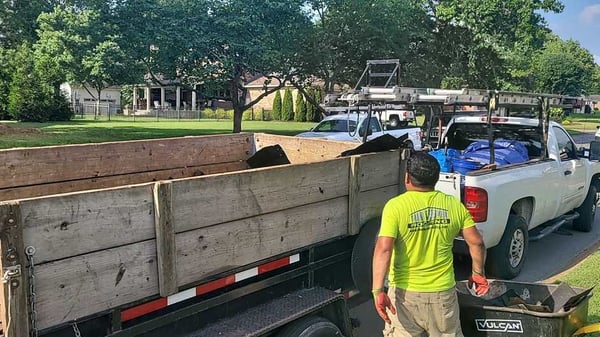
[25,246,38,337]
[72,321,81,337]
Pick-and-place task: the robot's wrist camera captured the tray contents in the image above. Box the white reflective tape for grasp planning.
[235,267,258,282]
[289,254,300,263]
[167,288,196,306]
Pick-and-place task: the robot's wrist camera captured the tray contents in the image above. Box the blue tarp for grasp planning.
[463,140,529,165]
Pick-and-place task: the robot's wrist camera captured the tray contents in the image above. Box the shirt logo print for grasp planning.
[407,207,450,231]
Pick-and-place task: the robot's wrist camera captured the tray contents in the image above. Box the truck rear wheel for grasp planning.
[389,115,400,128]
[486,215,528,279]
[573,185,597,232]
[351,218,380,295]
[276,316,343,337]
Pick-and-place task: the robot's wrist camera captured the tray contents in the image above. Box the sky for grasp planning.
[543,1,600,64]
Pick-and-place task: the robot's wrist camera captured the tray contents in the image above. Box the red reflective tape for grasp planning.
[196,275,235,296]
[121,297,167,322]
[258,256,290,274]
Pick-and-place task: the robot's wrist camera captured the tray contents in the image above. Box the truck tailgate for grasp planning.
[436,172,462,200]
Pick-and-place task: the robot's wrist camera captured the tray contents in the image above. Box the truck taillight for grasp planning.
[464,187,488,222]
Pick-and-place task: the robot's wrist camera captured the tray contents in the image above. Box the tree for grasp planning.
[313,88,323,121]
[532,37,595,96]
[305,87,315,122]
[282,88,294,121]
[272,90,282,120]
[185,0,312,132]
[7,43,71,121]
[36,7,133,117]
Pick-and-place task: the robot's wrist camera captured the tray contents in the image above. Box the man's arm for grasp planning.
[372,236,394,290]
[372,236,396,323]
[462,226,486,274]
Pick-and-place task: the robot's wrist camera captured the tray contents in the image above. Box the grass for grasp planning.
[0,118,316,149]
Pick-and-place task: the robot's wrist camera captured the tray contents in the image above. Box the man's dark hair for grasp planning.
[407,151,440,188]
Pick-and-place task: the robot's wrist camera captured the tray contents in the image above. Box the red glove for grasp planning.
[373,291,396,324]
[468,275,490,296]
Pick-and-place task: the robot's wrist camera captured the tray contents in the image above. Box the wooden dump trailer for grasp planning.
[0,133,408,337]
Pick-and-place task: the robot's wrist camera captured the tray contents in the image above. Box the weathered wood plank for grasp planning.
[171,158,350,233]
[153,182,177,297]
[19,185,156,264]
[34,240,159,330]
[253,133,357,163]
[348,156,361,235]
[359,151,401,192]
[0,161,249,202]
[0,133,253,189]
[359,186,399,225]
[176,197,349,286]
[0,202,30,337]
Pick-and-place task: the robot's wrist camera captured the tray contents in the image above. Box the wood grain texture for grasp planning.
[171,158,350,233]
[253,133,356,164]
[0,161,248,202]
[348,156,361,235]
[358,151,401,192]
[175,197,348,286]
[0,133,252,190]
[359,186,399,225]
[34,240,159,330]
[153,182,177,297]
[19,185,156,264]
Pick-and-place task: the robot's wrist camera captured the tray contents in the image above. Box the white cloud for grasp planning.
[595,55,600,65]
[580,4,600,25]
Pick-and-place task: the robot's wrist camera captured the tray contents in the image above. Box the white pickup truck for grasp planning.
[435,115,600,279]
[296,113,423,150]
[436,116,600,279]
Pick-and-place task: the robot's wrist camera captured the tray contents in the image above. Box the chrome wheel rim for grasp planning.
[509,229,525,268]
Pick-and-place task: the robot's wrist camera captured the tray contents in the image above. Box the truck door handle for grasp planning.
[564,170,572,176]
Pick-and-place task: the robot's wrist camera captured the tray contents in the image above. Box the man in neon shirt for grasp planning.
[372,151,488,336]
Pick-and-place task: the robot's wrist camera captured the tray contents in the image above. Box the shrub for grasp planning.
[549,107,565,122]
[215,108,227,119]
[202,108,215,119]
[306,87,315,122]
[282,88,293,121]
[295,93,306,122]
[272,90,282,120]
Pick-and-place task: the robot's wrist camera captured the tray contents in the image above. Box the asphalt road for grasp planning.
[351,131,600,337]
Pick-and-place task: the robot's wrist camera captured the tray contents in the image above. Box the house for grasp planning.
[60,83,122,115]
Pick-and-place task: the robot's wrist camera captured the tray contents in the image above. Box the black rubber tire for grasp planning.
[398,121,408,127]
[350,217,381,295]
[276,316,343,337]
[573,185,597,232]
[403,140,414,150]
[486,215,528,279]
[389,116,400,128]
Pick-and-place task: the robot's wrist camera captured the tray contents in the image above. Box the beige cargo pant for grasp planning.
[382,286,464,337]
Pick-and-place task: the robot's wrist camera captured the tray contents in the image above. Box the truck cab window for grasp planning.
[553,126,577,161]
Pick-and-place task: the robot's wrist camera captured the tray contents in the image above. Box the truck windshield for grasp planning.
[313,119,357,132]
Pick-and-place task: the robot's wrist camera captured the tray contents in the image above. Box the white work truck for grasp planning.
[436,114,600,279]
[296,113,422,150]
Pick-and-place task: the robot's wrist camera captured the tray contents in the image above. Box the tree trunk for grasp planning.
[232,105,243,133]
[231,65,243,133]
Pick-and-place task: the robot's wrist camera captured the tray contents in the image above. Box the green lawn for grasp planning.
[0,119,316,149]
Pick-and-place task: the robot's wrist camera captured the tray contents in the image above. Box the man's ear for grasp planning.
[405,172,411,185]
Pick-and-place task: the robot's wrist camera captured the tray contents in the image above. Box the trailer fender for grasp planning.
[350,217,381,295]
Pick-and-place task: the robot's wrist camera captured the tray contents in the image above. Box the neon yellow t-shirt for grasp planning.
[379,190,475,292]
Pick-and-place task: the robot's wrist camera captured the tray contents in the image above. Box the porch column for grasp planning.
[192,85,197,111]
[160,87,166,108]
[132,85,137,112]
[146,87,151,111]
[176,86,181,110]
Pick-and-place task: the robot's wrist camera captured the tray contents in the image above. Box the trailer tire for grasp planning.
[486,215,528,279]
[573,185,597,232]
[277,316,343,337]
[351,218,381,295]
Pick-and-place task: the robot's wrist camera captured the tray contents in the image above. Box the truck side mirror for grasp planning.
[590,141,600,161]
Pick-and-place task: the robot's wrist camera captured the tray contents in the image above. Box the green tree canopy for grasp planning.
[272,90,282,120]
